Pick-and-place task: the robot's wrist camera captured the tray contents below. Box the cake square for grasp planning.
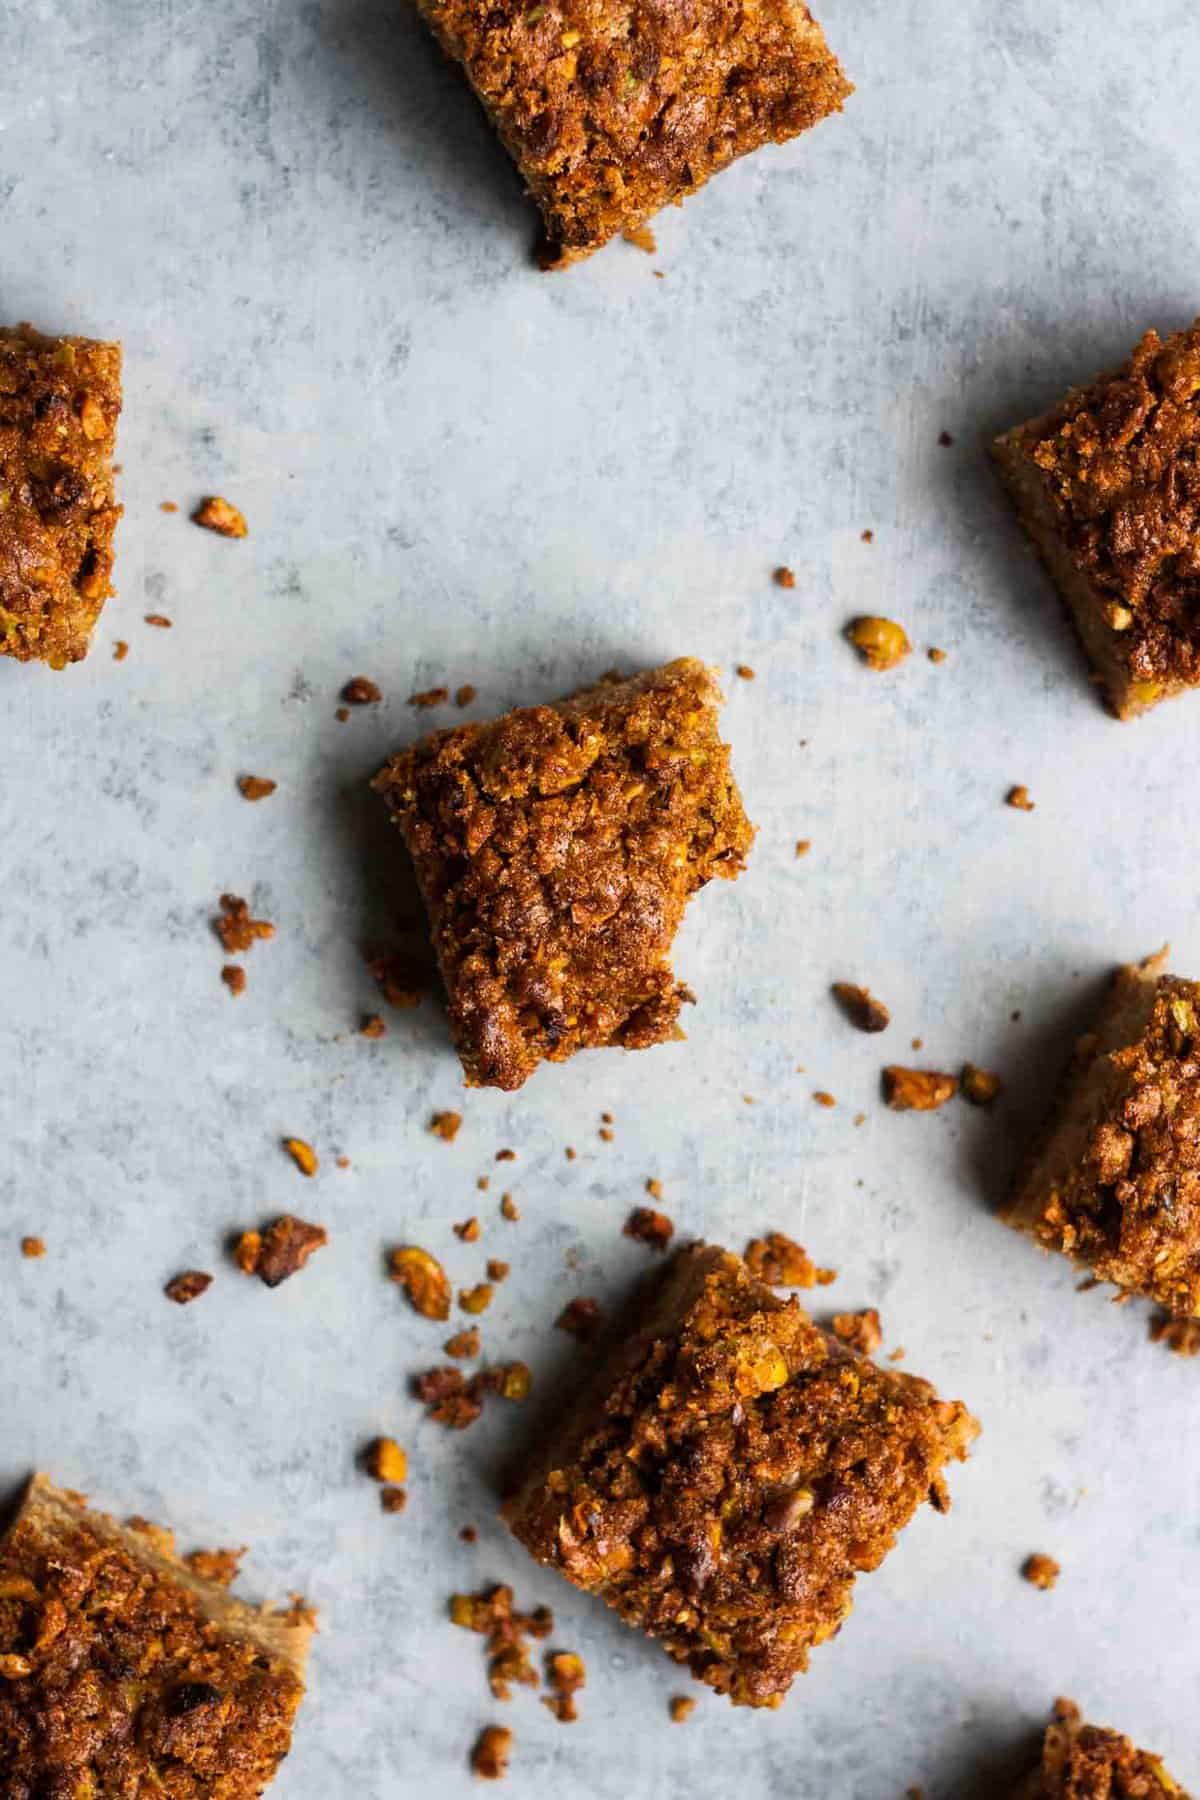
[373,659,754,1091]
[1015,1699,1187,1799]
[1004,949,1200,1319]
[0,324,123,668]
[0,1475,310,1797]
[502,1243,978,1707]
[414,0,853,267]
[992,318,1200,720]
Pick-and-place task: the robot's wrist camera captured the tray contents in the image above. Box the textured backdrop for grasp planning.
[2,1,1199,1794]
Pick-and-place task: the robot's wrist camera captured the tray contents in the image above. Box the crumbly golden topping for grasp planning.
[0,1478,307,1799]
[415,0,851,265]
[1025,971,1200,1317]
[373,660,753,1091]
[505,1245,976,1707]
[1022,1698,1188,1798]
[0,324,122,667]
[1020,321,1200,689]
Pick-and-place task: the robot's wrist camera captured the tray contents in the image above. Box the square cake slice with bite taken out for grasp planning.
[373,658,754,1091]
[1004,948,1200,1320]
[0,324,122,667]
[993,317,1200,719]
[502,1243,978,1707]
[0,1474,311,1797]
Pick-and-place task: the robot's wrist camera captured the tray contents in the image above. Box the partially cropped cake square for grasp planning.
[0,1475,310,1797]
[1014,1698,1188,1799]
[1004,949,1200,1320]
[993,317,1200,720]
[413,0,852,267]
[0,324,122,667]
[502,1243,978,1706]
[373,659,754,1091]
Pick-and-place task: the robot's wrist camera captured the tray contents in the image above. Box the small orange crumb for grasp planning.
[794,839,811,858]
[774,566,796,589]
[624,1207,674,1251]
[430,1110,463,1143]
[471,1726,512,1780]
[455,684,477,707]
[1007,785,1036,812]
[360,1013,386,1039]
[336,1155,351,1169]
[486,1260,509,1282]
[911,1037,923,1051]
[460,1525,478,1542]
[237,775,277,801]
[335,706,350,722]
[459,1283,494,1315]
[861,528,875,543]
[831,1308,883,1356]
[144,614,172,628]
[220,964,246,998]
[234,1216,327,1286]
[193,496,247,537]
[928,647,947,664]
[745,1233,834,1288]
[962,1063,1003,1106]
[813,1091,836,1108]
[496,1148,516,1163]
[214,893,274,956]
[184,1546,246,1586]
[564,1146,576,1161]
[364,1437,408,1484]
[20,1237,45,1259]
[832,982,890,1033]
[164,1270,212,1305]
[500,1194,519,1221]
[883,1067,958,1112]
[543,1650,586,1723]
[598,1126,614,1142]
[380,1487,407,1514]
[556,1297,603,1342]
[159,500,178,513]
[645,1177,663,1199]
[389,1246,452,1321]
[112,639,128,661]
[445,1327,481,1359]
[669,1696,696,1723]
[476,1175,490,1192]
[848,615,910,670]
[623,224,657,253]
[282,1137,319,1178]
[735,664,756,680]
[342,675,382,705]
[889,1345,906,1361]
[454,1218,481,1243]
[409,686,450,708]
[1022,1553,1061,1591]
[600,1111,614,1124]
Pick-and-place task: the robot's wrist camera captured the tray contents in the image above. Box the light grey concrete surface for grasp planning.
[2,2,1199,1794]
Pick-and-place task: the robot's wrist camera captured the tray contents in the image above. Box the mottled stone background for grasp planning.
[2,1,1199,1793]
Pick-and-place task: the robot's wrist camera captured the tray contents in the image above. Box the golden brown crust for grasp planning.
[0,323,122,667]
[372,659,754,1091]
[0,1475,308,1798]
[994,320,1200,718]
[1005,951,1200,1318]
[502,1244,977,1707]
[413,0,852,265]
[1018,1698,1189,1799]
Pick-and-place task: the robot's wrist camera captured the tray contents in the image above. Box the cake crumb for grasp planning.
[832,982,890,1033]
[555,1297,603,1342]
[159,501,179,513]
[623,224,657,253]
[164,1270,212,1305]
[282,1137,319,1178]
[183,1546,246,1587]
[342,675,382,705]
[496,1148,517,1163]
[389,1246,452,1321]
[1022,1553,1061,1591]
[409,685,450,708]
[113,639,128,661]
[455,684,477,707]
[214,893,274,956]
[364,1437,408,1484]
[645,1177,663,1199]
[813,1090,836,1108]
[430,1110,463,1143]
[624,1206,674,1251]
[237,775,277,801]
[360,1013,387,1038]
[471,1726,512,1780]
[564,1145,576,1161]
[543,1651,585,1723]
[235,1215,327,1286]
[486,1260,509,1282]
[745,1233,835,1289]
[477,1176,491,1191]
[460,1525,478,1543]
[883,1067,958,1111]
[459,1282,494,1315]
[1007,785,1036,812]
[831,1308,883,1356]
[774,566,796,589]
[961,1063,1003,1106]
[193,495,247,538]
[669,1696,696,1724]
[455,1219,481,1243]
[380,1487,407,1514]
[735,663,756,680]
[1150,1313,1200,1356]
[861,528,875,543]
[794,838,811,858]
[500,1194,520,1221]
[20,1236,45,1259]
[335,706,350,722]
[928,647,947,664]
[144,613,172,628]
[938,431,954,447]
[445,1326,481,1359]
[847,616,910,670]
